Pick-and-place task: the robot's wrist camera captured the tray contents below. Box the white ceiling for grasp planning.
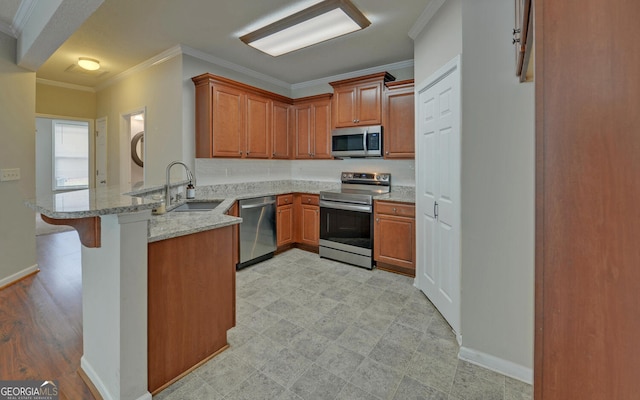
[0,0,429,89]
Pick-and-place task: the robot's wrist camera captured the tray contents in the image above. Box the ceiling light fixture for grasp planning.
[78,57,100,71]
[240,0,371,57]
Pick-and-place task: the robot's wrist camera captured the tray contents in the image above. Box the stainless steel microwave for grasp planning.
[331,125,383,158]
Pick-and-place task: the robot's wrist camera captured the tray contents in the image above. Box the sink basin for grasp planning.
[171,200,222,212]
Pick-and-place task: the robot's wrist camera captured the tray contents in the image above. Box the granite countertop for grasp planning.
[26,185,161,219]
[28,180,415,243]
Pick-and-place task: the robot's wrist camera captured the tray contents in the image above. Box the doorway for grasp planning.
[120,109,146,189]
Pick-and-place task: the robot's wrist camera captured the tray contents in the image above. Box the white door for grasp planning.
[415,56,461,335]
[96,117,107,187]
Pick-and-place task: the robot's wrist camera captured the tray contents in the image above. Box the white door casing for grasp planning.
[415,55,461,336]
[96,117,107,187]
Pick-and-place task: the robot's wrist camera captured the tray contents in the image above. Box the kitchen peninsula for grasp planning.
[28,179,415,399]
[27,185,241,400]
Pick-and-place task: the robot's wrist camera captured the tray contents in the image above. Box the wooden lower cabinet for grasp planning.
[374,201,416,277]
[147,226,236,394]
[276,195,294,248]
[296,194,320,248]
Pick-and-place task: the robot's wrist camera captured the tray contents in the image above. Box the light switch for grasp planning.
[0,168,20,181]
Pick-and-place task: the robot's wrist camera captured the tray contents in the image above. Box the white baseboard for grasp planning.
[458,346,533,384]
[0,264,39,289]
[81,357,152,400]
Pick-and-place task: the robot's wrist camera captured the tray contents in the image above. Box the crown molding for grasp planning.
[291,59,414,90]
[36,77,96,92]
[408,0,447,40]
[180,44,291,90]
[0,21,15,37]
[13,0,37,37]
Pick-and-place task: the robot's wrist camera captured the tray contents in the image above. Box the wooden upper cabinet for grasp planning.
[272,101,291,159]
[383,80,415,159]
[191,73,291,159]
[293,94,332,159]
[312,97,332,159]
[245,93,271,158]
[330,72,395,128]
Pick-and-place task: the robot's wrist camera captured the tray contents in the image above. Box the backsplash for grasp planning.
[196,158,415,186]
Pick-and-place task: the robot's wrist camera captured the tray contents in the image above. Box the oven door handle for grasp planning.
[320,200,372,213]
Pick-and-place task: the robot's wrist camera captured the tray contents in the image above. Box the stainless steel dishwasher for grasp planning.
[237,196,277,269]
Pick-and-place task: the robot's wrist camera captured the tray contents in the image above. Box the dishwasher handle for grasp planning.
[240,200,276,210]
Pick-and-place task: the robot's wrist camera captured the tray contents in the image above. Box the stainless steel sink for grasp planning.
[171,200,222,212]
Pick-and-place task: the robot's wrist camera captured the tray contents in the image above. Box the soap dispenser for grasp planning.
[186,182,195,199]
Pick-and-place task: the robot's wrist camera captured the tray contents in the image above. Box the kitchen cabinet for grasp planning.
[374,200,416,277]
[293,94,332,159]
[245,93,271,158]
[535,0,640,398]
[295,194,320,248]
[272,100,291,159]
[148,226,235,394]
[329,72,395,128]
[383,80,415,159]
[191,74,291,159]
[276,194,294,249]
[514,0,533,82]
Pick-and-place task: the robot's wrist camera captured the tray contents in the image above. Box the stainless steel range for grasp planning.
[319,172,391,269]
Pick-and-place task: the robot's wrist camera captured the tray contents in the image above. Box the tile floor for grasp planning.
[154,249,532,400]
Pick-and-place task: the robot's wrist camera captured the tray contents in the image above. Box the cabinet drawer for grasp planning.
[299,194,319,206]
[375,201,415,217]
[277,194,294,206]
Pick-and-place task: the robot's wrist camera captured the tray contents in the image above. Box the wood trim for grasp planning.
[516,0,532,81]
[40,215,101,248]
[293,93,333,105]
[376,261,415,278]
[150,345,229,396]
[191,73,292,104]
[78,367,104,400]
[385,79,414,89]
[329,71,396,87]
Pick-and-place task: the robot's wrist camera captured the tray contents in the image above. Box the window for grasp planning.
[53,120,89,190]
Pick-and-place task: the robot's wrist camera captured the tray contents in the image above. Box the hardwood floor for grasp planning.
[0,231,96,400]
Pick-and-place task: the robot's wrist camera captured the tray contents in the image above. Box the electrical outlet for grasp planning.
[0,168,20,182]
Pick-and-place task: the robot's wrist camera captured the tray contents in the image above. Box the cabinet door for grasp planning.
[293,103,313,159]
[333,86,356,128]
[374,214,415,272]
[212,83,245,157]
[299,204,319,246]
[277,204,294,246]
[272,101,291,159]
[245,93,271,158]
[312,99,332,159]
[385,84,415,158]
[356,82,383,126]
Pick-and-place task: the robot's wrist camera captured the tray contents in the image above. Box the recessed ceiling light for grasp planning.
[240,0,371,57]
[78,57,100,71]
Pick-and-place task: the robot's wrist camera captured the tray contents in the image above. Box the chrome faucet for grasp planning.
[165,161,194,206]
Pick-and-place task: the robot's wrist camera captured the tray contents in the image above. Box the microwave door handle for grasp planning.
[363,129,368,154]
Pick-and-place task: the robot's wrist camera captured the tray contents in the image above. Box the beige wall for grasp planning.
[413,0,534,380]
[459,0,534,374]
[36,83,96,119]
[413,0,462,86]
[96,55,183,187]
[0,32,37,285]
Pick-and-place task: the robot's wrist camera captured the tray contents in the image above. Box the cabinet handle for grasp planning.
[376,218,379,223]
[386,151,389,155]
[239,151,243,155]
[273,152,276,156]
[316,209,319,214]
